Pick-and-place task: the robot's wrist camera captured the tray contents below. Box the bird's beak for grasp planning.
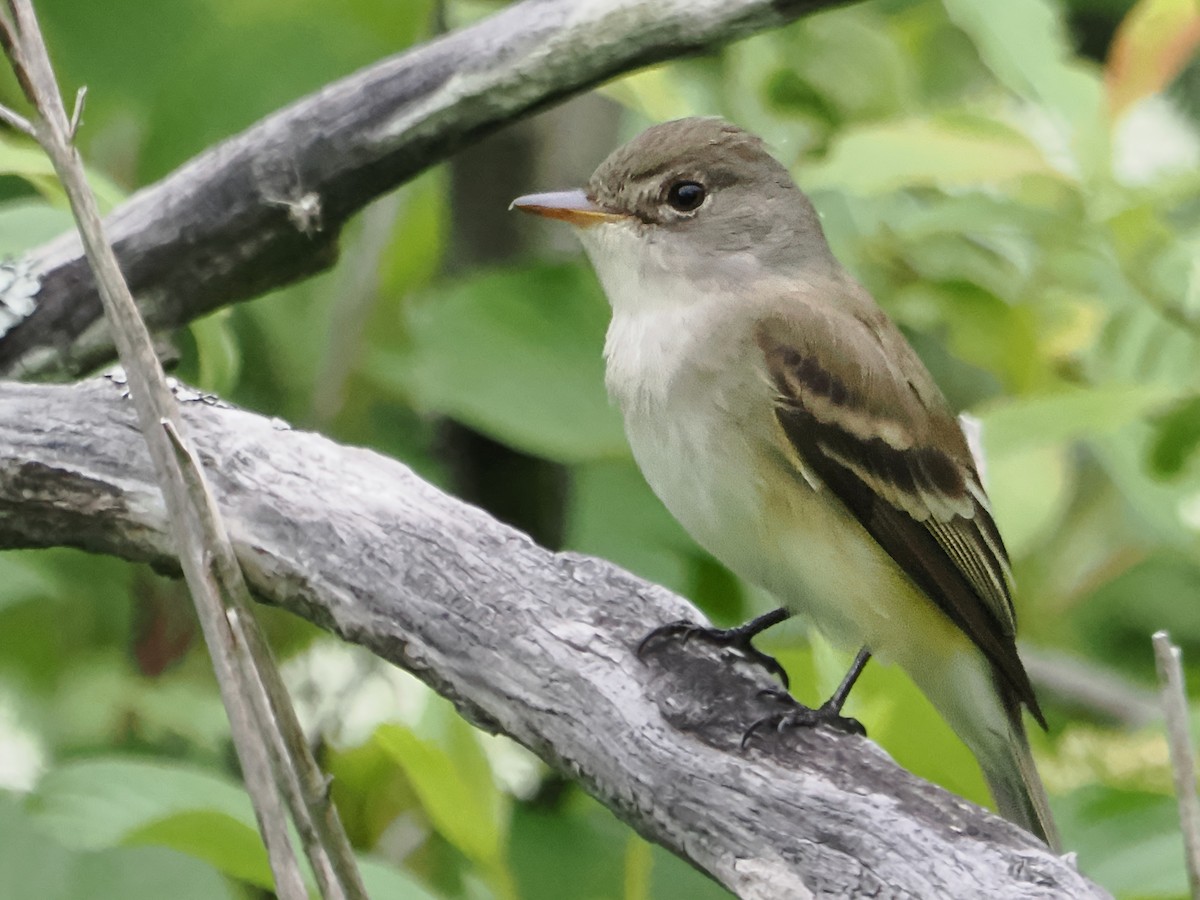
[509,189,625,227]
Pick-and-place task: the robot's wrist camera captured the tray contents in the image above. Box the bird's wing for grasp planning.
[755,291,1043,724]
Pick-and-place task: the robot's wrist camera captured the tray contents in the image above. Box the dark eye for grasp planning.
[666,181,706,212]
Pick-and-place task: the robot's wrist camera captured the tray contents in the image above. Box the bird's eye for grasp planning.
[666,181,706,213]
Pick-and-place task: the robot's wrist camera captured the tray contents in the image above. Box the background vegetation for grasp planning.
[1,0,1199,897]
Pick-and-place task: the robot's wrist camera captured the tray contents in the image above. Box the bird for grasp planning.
[510,116,1059,850]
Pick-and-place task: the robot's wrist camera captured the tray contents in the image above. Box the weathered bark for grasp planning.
[0,0,852,379]
[0,378,1108,899]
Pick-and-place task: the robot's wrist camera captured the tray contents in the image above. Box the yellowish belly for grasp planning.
[625,404,971,675]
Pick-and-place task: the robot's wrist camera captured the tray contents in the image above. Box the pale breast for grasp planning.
[604,302,794,587]
[603,303,942,663]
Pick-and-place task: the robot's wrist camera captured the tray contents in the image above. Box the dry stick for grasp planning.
[1152,631,1200,898]
[0,5,305,897]
[163,421,360,899]
[0,3,364,897]
[161,422,308,900]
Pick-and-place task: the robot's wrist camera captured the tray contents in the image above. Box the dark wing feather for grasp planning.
[756,300,1044,726]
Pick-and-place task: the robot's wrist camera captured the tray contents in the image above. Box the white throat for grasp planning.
[577,222,746,418]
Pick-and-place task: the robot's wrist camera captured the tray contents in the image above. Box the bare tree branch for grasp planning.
[0,378,1108,899]
[0,0,854,380]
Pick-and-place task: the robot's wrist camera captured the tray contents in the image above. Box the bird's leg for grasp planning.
[637,607,792,688]
[742,647,872,747]
[825,646,872,714]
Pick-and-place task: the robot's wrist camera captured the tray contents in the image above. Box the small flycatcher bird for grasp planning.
[511,117,1058,849]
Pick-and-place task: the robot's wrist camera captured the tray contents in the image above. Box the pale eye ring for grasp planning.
[666,180,706,213]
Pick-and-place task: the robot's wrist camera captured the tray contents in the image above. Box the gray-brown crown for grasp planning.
[586,117,833,266]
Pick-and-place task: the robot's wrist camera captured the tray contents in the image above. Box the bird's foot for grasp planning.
[637,619,789,689]
[741,690,865,749]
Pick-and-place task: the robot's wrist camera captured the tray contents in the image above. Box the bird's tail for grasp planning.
[976,683,1061,852]
[917,650,1061,851]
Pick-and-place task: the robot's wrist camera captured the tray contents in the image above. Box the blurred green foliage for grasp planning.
[1,0,1199,897]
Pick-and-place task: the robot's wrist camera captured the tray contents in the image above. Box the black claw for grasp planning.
[636,620,698,656]
[740,701,866,749]
[636,619,790,689]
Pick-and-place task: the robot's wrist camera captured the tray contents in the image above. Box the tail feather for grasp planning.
[916,649,1061,851]
[980,684,1061,852]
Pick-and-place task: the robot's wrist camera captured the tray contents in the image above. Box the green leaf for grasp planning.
[599,65,703,123]
[565,460,697,596]
[375,724,504,869]
[188,309,242,396]
[28,758,257,852]
[0,549,139,686]
[376,172,447,311]
[804,115,1056,194]
[1057,786,1188,897]
[648,843,734,900]
[325,730,423,849]
[357,856,443,900]
[509,793,627,900]
[901,240,1031,307]
[369,264,626,464]
[0,791,72,899]
[770,7,916,123]
[0,552,59,614]
[64,846,235,900]
[1149,394,1200,478]
[1076,553,1200,665]
[986,444,1072,560]
[623,834,653,900]
[124,810,271,888]
[0,793,233,900]
[942,0,1075,103]
[1093,426,1200,548]
[893,282,1045,393]
[0,136,67,206]
[340,0,435,49]
[0,200,75,256]
[977,384,1179,457]
[0,134,126,211]
[126,0,433,181]
[47,657,229,754]
[1089,300,1200,391]
[942,0,1107,176]
[886,193,1051,301]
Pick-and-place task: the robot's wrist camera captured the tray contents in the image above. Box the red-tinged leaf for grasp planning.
[1106,0,1200,119]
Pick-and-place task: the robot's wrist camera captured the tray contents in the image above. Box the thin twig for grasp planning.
[159,420,307,898]
[1152,630,1200,898]
[66,84,84,139]
[0,101,33,136]
[164,418,364,900]
[0,1,366,896]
